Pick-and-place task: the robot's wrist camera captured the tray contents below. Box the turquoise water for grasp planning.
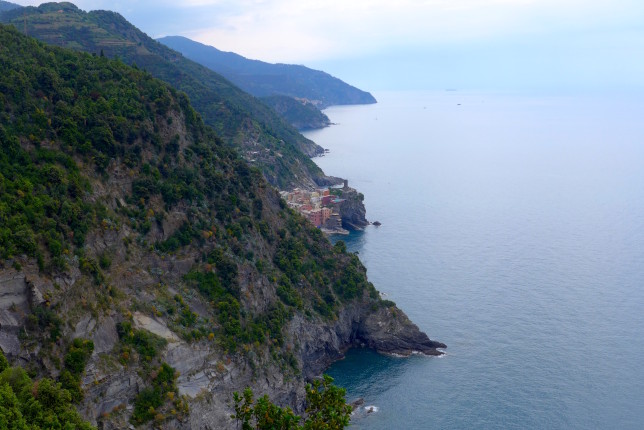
[304,91,644,429]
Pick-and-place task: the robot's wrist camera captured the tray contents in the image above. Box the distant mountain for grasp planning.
[0,2,333,189]
[158,36,377,109]
[262,95,331,130]
[0,0,21,12]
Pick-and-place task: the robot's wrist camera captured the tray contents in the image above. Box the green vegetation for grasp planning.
[232,375,352,429]
[131,362,185,425]
[25,306,62,343]
[261,95,331,130]
[60,338,94,402]
[0,4,329,189]
[0,22,259,266]
[0,22,392,428]
[0,128,94,266]
[0,22,205,265]
[0,1,21,13]
[115,323,187,424]
[158,35,376,109]
[183,265,292,352]
[116,322,167,363]
[0,350,95,429]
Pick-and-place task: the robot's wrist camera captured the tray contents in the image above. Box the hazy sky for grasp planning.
[11,0,644,91]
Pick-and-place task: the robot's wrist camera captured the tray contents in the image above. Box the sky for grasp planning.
[10,0,644,91]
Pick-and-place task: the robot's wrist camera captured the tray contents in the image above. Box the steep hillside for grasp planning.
[158,35,377,109]
[0,1,20,12]
[0,2,331,190]
[0,24,444,429]
[261,95,331,130]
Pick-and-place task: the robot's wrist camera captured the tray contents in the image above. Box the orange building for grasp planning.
[307,207,331,226]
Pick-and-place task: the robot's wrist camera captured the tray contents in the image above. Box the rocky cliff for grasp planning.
[0,236,444,429]
[261,95,332,131]
[338,187,370,230]
[0,24,443,429]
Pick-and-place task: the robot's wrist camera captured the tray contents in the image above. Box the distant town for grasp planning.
[280,186,349,235]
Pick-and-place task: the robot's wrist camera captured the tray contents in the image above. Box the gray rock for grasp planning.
[287,299,445,381]
[0,332,20,356]
[0,311,20,332]
[74,315,96,338]
[0,272,29,357]
[338,187,369,230]
[132,312,181,342]
[80,369,143,423]
[0,272,28,310]
[358,306,446,356]
[91,316,119,355]
[27,279,46,308]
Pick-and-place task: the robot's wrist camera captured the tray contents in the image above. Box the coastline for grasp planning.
[280,181,369,233]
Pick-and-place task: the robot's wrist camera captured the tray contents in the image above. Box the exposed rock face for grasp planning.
[0,25,444,429]
[0,271,29,357]
[312,174,344,188]
[260,95,332,131]
[0,247,444,430]
[338,187,369,230]
[357,306,446,356]
[132,312,181,343]
[289,301,444,380]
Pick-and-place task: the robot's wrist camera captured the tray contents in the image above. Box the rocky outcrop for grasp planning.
[357,306,446,356]
[338,186,369,230]
[261,95,332,131]
[288,300,445,380]
[0,271,30,357]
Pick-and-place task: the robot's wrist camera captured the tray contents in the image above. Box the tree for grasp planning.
[0,350,94,429]
[302,375,351,430]
[232,375,351,430]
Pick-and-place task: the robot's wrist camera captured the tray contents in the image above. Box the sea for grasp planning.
[303,90,644,429]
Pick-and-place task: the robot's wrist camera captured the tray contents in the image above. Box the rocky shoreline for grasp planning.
[0,260,445,429]
[0,22,444,429]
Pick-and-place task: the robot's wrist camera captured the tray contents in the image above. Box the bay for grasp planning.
[303,90,644,429]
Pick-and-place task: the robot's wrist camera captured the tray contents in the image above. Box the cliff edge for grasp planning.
[338,186,370,230]
[0,24,443,429]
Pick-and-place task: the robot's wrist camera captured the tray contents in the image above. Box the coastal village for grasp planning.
[280,182,350,235]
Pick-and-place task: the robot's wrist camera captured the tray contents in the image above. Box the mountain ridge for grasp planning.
[0,1,20,12]
[0,2,331,190]
[158,35,377,109]
[261,94,332,130]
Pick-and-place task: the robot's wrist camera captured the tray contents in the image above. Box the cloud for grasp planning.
[11,0,644,62]
[9,0,644,89]
[176,0,644,63]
